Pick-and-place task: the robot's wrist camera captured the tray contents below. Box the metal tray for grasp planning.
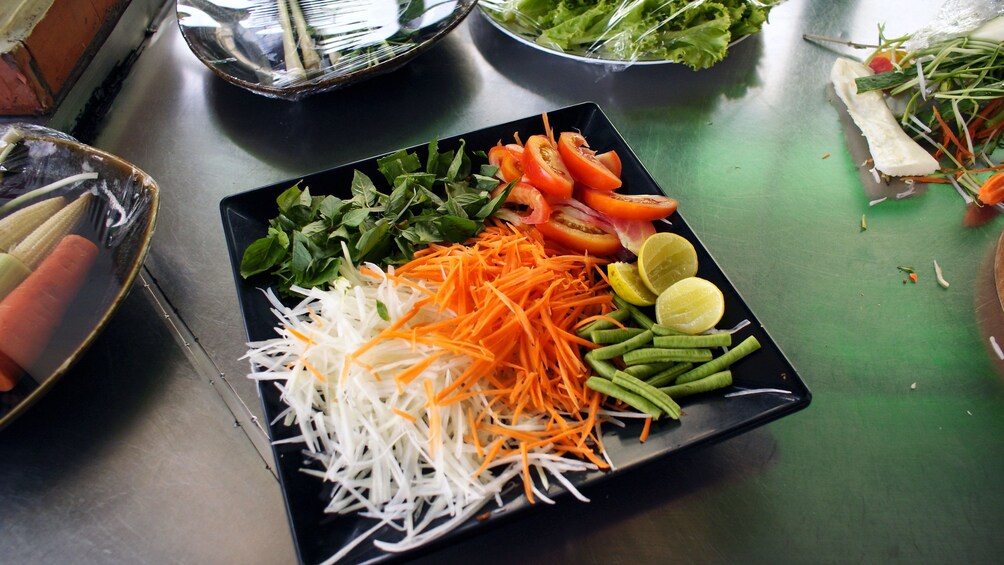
[220,102,811,564]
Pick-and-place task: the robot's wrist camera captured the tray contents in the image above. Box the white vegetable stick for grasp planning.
[288,0,321,71]
[276,0,305,81]
[933,259,950,288]
[831,57,940,177]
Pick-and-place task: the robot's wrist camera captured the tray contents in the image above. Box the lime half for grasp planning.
[608,262,658,306]
[638,232,698,295]
[655,277,725,335]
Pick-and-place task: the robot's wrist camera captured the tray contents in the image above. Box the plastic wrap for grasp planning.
[904,0,1004,50]
[176,0,478,100]
[0,124,159,430]
[478,0,783,70]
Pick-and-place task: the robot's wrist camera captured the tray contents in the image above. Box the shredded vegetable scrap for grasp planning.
[933,259,950,288]
[991,336,1004,360]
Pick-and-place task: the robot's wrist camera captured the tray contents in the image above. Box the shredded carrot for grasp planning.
[519,442,535,504]
[909,272,919,283]
[639,417,652,442]
[573,313,624,330]
[424,379,440,456]
[285,325,315,345]
[302,360,326,383]
[391,408,417,423]
[366,219,615,494]
[542,112,555,147]
[932,105,970,163]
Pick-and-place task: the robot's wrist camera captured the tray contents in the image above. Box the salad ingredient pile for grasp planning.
[240,118,762,557]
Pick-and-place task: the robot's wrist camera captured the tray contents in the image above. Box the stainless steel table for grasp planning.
[2,1,1003,563]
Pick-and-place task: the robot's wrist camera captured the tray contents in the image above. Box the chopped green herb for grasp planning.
[376,299,390,321]
[240,140,511,296]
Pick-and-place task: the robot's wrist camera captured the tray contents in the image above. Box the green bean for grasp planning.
[660,370,733,399]
[586,377,662,418]
[589,329,654,360]
[590,327,647,344]
[675,336,761,385]
[612,371,681,419]
[584,351,618,380]
[653,333,732,349]
[623,362,677,379]
[651,324,687,336]
[644,362,695,387]
[612,295,655,329]
[575,308,631,338]
[621,347,713,365]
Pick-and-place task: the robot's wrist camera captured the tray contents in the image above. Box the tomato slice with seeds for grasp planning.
[522,135,574,200]
[534,205,623,255]
[580,188,678,221]
[557,132,622,191]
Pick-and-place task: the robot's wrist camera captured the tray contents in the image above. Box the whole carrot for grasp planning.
[0,234,98,391]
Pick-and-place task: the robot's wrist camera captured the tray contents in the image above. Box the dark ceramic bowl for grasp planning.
[177,0,477,100]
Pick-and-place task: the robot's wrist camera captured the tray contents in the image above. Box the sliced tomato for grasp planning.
[557,132,622,191]
[580,188,678,221]
[489,144,526,183]
[495,182,550,224]
[521,135,574,200]
[596,150,622,177]
[534,205,622,255]
[488,143,507,167]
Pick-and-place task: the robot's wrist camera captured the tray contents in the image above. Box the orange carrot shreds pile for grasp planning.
[384,220,617,473]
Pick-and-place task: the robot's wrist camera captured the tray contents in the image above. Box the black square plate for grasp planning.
[220,102,811,564]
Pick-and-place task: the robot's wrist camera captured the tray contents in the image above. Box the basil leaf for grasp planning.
[376,300,390,321]
[446,139,468,182]
[386,185,415,221]
[342,207,371,227]
[437,216,478,242]
[351,170,379,206]
[319,195,349,222]
[377,149,422,185]
[426,139,440,174]
[474,173,502,190]
[476,181,514,219]
[290,232,313,279]
[239,231,287,278]
[356,219,392,261]
[275,182,304,213]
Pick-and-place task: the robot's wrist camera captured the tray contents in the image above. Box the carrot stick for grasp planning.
[0,234,98,391]
[639,417,653,442]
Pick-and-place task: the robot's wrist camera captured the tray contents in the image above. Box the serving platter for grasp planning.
[220,102,811,564]
[0,124,159,430]
[177,0,477,100]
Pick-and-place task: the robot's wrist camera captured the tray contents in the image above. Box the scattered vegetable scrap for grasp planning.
[818,7,1004,223]
[990,336,1004,360]
[933,259,950,288]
